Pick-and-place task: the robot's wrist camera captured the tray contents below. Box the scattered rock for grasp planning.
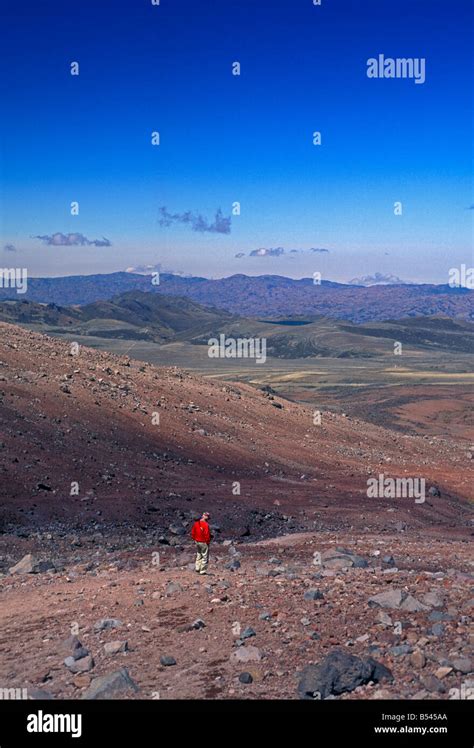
[368,589,404,609]
[191,619,206,630]
[64,655,94,674]
[104,641,128,655]
[238,672,253,684]
[168,524,186,536]
[323,557,353,570]
[28,689,55,700]
[160,656,176,666]
[400,595,429,613]
[376,611,393,626]
[165,582,183,595]
[9,554,55,575]
[410,650,426,669]
[421,675,445,693]
[389,644,413,657]
[230,646,262,663]
[430,623,445,637]
[226,560,241,571]
[298,649,393,699]
[93,618,122,633]
[428,611,453,622]
[81,668,139,699]
[240,627,256,640]
[58,636,89,660]
[422,592,444,608]
[73,675,92,689]
[452,658,472,674]
[435,666,453,679]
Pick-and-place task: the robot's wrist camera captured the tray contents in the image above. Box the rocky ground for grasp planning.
[0,530,473,700]
[0,322,472,700]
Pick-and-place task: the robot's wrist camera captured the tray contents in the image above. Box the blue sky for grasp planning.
[1,0,472,282]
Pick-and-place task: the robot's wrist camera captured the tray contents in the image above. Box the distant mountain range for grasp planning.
[0,272,472,323]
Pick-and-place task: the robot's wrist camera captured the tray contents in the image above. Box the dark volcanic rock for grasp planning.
[64,654,95,673]
[93,618,123,633]
[238,672,253,684]
[28,689,55,700]
[298,649,393,699]
[81,668,139,699]
[9,554,56,575]
[240,627,256,640]
[160,655,176,666]
[428,611,453,622]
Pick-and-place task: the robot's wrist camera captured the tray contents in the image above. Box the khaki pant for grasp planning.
[195,542,209,574]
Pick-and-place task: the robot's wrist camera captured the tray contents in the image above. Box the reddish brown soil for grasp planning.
[0,532,472,700]
[305,384,474,443]
[0,323,472,536]
[0,322,472,701]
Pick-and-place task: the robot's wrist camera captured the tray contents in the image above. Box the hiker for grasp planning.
[191,512,211,575]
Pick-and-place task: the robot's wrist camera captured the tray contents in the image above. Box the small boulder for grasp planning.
[230,646,261,663]
[9,554,55,575]
[160,656,176,666]
[81,668,139,699]
[240,626,256,640]
[238,672,253,684]
[64,655,95,674]
[226,560,241,571]
[298,649,393,700]
[93,618,122,633]
[191,619,206,630]
[104,641,128,655]
[400,595,429,613]
[452,658,472,674]
[430,623,445,637]
[368,589,404,609]
[410,650,426,669]
[165,582,183,596]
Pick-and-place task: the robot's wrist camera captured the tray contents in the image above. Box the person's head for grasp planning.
[201,512,210,521]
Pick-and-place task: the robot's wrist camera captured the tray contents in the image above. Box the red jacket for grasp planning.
[191,519,211,544]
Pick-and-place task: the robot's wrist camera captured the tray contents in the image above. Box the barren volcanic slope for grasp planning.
[0,322,473,701]
[0,321,472,535]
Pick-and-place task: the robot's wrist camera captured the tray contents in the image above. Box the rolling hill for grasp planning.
[1,293,472,359]
[0,293,238,344]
